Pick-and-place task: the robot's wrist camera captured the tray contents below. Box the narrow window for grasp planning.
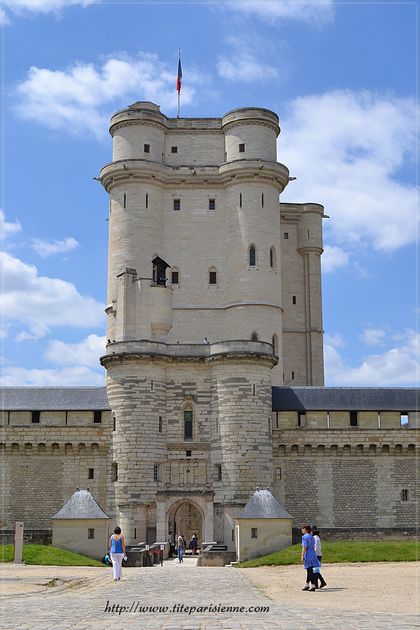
[232,529,235,542]
[249,245,256,266]
[239,143,245,153]
[144,143,150,153]
[298,412,306,427]
[184,410,193,440]
[270,247,276,269]
[112,463,118,482]
[31,411,40,424]
[401,489,409,501]
[186,450,192,458]
[173,198,181,211]
[88,528,95,539]
[134,528,137,540]
[291,371,295,380]
[261,193,264,208]
[400,413,409,427]
[307,230,310,238]
[88,468,94,480]
[145,193,149,208]
[251,528,258,539]
[158,416,163,433]
[216,464,222,481]
[252,383,256,396]
[93,411,102,424]
[276,467,282,480]
[209,198,216,210]
[350,411,358,427]
[113,415,116,432]
[123,193,126,208]
[153,464,160,482]
[272,334,278,355]
[209,270,217,285]
[171,146,178,153]
[239,193,242,208]
[171,271,179,284]
[284,232,289,239]
[292,295,297,305]
[150,380,154,391]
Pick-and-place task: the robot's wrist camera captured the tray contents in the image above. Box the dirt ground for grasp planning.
[0,561,419,616]
[241,561,420,615]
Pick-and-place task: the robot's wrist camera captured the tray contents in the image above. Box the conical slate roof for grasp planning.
[52,489,109,520]
[238,489,292,519]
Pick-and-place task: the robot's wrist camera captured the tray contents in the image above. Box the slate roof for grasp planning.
[238,489,292,519]
[0,387,110,411]
[272,387,420,412]
[52,489,109,520]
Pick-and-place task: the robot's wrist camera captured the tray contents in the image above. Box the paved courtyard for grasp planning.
[0,558,418,629]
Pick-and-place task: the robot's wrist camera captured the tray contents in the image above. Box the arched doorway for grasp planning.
[167,500,204,546]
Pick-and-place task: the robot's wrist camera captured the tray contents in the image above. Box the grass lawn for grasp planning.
[0,544,103,566]
[237,541,419,568]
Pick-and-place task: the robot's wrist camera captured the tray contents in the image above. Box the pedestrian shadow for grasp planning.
[318,587,346,592]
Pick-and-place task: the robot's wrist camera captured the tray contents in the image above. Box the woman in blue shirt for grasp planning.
[301,525,320,591]
[109,526,126,581]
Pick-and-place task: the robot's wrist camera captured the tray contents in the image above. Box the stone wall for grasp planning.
[272,429,419,529]
[0,413,111,530]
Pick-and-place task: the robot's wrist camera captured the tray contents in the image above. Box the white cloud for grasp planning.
[31,236,78,257]
[217,42,278,82]
[0,365,105,386]
[321,245,349,273]
[1,251,104,339]
[44,334,106,367]
[0,209,21,240]
[14,53,196,137]
[0,7,9,24]
[360,328,386,347]
[325,328,419,386]
[280,90,418,254]
[0,0,99,22]
[220,0,334,24]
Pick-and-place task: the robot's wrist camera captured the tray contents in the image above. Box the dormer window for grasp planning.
[152,256,170,286]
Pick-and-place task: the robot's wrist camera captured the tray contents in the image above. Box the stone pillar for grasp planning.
[13,521,24,564]
[205,500,214,542]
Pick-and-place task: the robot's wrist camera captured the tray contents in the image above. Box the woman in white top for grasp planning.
[312,528,327,589]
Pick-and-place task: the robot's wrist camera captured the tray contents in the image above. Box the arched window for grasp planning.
[270,247,276,269]
[208,267,217,285]
[249,244,256,267]
[251,331,259,341]
[184,407,193,440]
[272,334,278,355]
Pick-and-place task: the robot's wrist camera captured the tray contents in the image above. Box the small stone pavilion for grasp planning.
[235,488,293,562]
[52,489,110,560]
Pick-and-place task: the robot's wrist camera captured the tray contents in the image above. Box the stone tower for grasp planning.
[99,102,324,548]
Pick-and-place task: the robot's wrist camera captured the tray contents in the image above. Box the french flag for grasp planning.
[176,57,182,94]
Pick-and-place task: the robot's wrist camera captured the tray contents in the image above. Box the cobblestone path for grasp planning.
[0,557,418,629]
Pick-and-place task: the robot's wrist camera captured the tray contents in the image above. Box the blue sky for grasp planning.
[1,0,418,386]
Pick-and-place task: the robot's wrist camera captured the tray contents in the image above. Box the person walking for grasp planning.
[312,528,327,588]
[109,526,126,581]
[190,533,198,555]
[300,524,320,591]
[177,533,185,563]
